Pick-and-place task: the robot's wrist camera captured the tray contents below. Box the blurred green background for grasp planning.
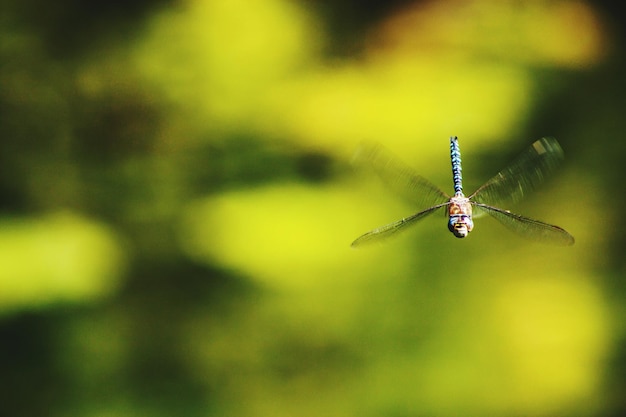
[1,0,624,415]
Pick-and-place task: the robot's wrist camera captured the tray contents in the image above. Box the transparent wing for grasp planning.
[353,142,450,211]
[470,137,565,206]
[351,204,448,247]
[473,203,574,246]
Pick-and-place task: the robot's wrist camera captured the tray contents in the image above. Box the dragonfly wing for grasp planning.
[354,142,450,210]
[351,204,448,247]
[470,137,565,206]
[473,203,575,246]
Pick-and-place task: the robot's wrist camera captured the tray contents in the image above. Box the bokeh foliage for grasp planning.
[0,0,624,416]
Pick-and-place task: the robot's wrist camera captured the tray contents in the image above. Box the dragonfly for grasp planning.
[351,137,575,246]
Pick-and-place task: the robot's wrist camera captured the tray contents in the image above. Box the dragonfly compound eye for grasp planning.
[448,215,474,238]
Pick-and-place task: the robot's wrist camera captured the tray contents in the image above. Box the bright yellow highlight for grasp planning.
[179,180,409,291]
[0,212,125,313]
[135,0,320,130]
[268,60,532,153]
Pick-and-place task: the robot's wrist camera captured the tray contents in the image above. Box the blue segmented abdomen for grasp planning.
[450,136,464,195]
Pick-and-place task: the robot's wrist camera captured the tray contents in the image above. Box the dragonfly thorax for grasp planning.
[448,194,474,238]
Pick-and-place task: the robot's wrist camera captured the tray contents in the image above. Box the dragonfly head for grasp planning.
[448,214,474,238]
